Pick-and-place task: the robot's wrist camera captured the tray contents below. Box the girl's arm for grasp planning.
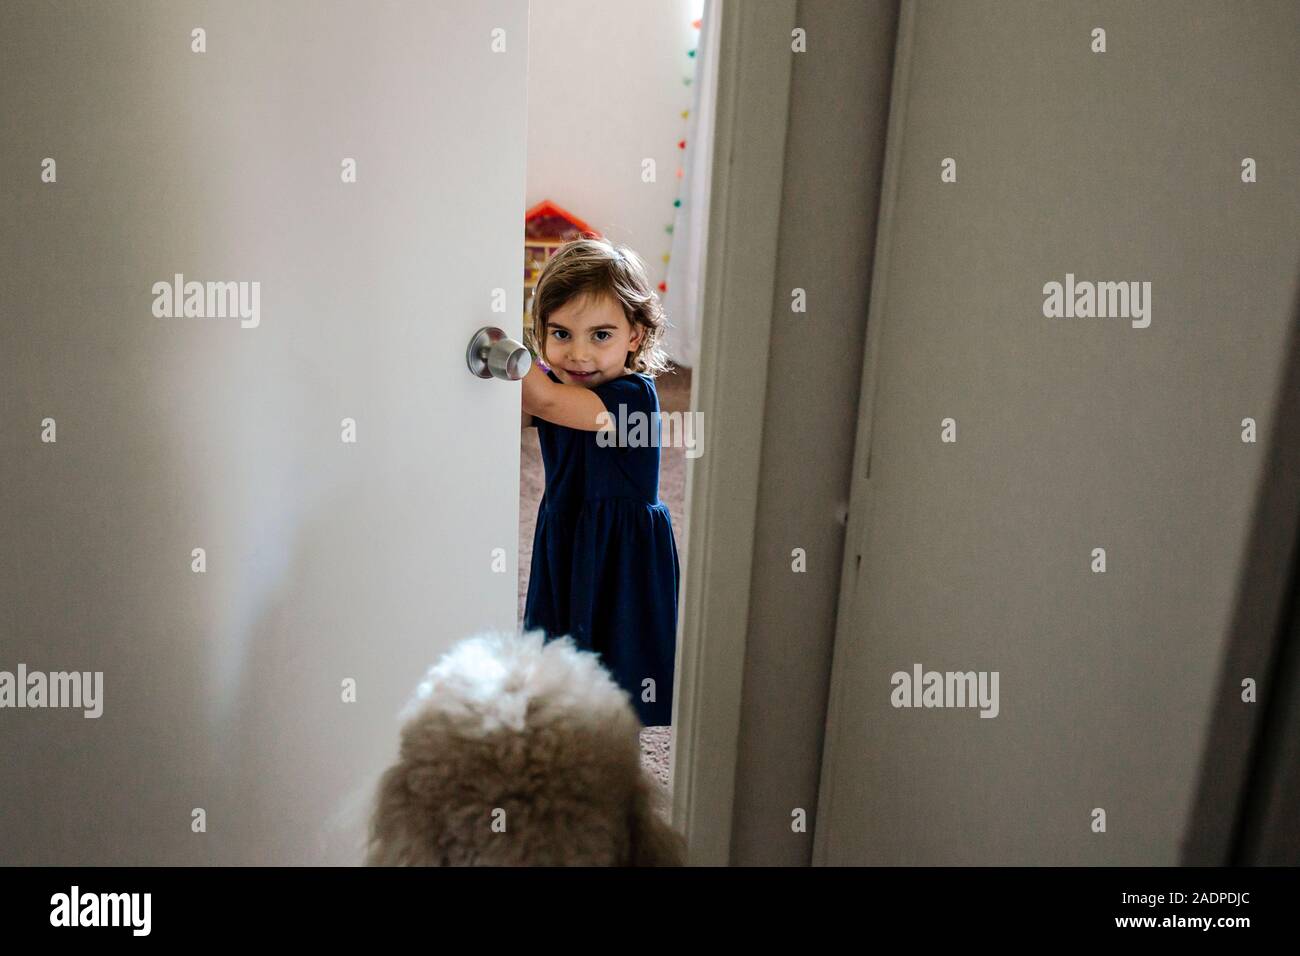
[521,362,615,433]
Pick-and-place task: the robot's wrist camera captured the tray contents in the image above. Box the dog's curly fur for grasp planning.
[366,629,687,866]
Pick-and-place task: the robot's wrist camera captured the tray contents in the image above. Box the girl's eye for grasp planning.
[550,329,611,343]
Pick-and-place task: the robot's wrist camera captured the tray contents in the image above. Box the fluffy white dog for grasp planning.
[366,629,686,865]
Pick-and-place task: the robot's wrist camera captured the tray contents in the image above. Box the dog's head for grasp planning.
[366,629,685,866]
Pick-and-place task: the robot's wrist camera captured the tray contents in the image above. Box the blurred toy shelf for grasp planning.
[524,200,602,322]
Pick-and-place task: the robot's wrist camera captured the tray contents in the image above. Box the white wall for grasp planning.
[527,0,703,363]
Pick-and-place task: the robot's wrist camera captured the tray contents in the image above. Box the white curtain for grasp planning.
[661,0,720,371]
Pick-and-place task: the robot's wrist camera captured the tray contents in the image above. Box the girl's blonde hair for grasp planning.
[526,236,675,378]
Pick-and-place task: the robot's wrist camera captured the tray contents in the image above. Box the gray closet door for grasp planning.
[816,0,1300,864]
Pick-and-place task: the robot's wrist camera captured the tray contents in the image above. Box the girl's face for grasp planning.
[542,291,643,388]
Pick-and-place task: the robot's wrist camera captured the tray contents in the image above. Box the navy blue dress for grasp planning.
[524,369,680,727]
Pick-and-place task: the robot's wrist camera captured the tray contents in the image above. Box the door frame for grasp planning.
[809,0,916,866]
[670,0,797,865]
[1183,286,1300,864]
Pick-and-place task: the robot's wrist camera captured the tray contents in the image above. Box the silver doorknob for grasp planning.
[466,326,532,380]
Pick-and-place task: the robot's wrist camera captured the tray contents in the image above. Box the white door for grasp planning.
[0,0,528,864]
[815,0,1300,865]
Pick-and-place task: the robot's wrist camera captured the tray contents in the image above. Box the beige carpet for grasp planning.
[518,365,692,805]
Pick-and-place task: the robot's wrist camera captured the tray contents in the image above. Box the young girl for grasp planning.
[520,237,679,728]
